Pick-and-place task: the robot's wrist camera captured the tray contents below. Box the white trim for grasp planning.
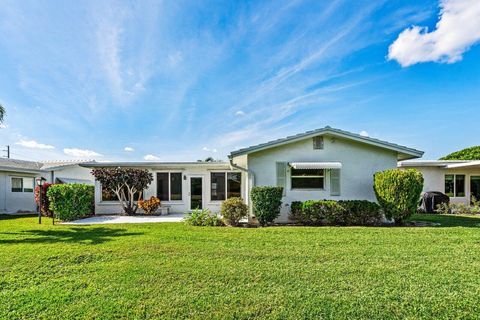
[289,162,342,169]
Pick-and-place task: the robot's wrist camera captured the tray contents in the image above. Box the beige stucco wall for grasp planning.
[243,135,399,222]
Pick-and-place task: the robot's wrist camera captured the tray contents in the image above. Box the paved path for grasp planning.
[63,214,185,225]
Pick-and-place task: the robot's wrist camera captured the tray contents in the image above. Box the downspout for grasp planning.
[228,156,255,221]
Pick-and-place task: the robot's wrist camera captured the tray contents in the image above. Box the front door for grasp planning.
[190,177,203,210]
[471,176,480,203]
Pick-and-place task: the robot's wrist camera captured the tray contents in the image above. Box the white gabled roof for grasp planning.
[230,126,424,160]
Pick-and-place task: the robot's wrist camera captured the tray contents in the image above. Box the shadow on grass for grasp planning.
[409,214,480,228]
[0,227,143,245]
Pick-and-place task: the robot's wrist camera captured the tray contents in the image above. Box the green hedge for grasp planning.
[374,169,424,223]
[47,184,94,221]
[250,186,283,226]
[290,200,381,226]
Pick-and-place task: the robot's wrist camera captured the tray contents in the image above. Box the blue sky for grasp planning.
[1,0,479,161]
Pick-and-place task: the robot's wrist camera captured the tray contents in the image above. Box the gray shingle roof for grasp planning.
[229,126,424,160]
[0,158,92,173]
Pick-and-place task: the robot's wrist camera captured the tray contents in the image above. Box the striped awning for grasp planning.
[289,162,342,169]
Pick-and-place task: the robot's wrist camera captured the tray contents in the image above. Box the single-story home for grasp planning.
[82,126,424,222]
[0,159,94,214]
[398,160,480,204]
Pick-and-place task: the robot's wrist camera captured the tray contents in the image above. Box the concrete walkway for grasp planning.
[63,214,185,225]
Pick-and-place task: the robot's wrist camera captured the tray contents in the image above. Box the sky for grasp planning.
[0,0,479,162]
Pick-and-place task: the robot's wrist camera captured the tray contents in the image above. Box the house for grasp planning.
[84,126,423,222]
[398,160,480,204]
[0,159,94,214]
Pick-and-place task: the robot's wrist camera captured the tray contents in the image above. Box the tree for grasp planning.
[91,168,153,215]
[0,103,5,123]
[440,146,480,160]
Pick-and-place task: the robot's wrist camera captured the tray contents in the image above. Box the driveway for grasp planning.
[63,214,185,225]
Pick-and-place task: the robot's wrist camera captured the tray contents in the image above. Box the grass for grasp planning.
[1,214,480,319]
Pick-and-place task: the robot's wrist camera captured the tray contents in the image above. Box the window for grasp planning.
[11,178,23,192]
[227,172,241,198]
[291,168,324,189]
[210,172,242,201]
[156,172,183,201]
[101,186,142,201]
[23,178,34,192]
[211,173,226,201]
[445,174,465,197]
[313,136,324,149]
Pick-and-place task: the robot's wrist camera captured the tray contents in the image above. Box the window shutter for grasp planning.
[330,169,340,196]
[276,162,287,196]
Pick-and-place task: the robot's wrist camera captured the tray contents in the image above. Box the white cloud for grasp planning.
[388,0,480,67]
[124,146,134,152]
[202,147,218,153]
[235,110,246,116]
[144,154,160,160]
[16,139,55,149]
[63,148,102,158]
[359,130,369,137]
[0,124,7,129]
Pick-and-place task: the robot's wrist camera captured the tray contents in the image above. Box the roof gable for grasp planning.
[229,126,424,160]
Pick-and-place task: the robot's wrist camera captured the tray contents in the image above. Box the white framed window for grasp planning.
[291,169,324,189]
[210,172,242,201]
[156,172,183,201]
[11,177,34,193]
[445,174,465,197]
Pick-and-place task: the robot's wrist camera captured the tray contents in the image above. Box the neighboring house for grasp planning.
[0,159,94,214]
[83,126,423,222]
[398,160,480,204]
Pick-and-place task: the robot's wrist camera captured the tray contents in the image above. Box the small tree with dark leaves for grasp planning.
[92,167,153,215]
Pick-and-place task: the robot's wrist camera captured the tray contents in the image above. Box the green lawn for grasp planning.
[2,214,480,319]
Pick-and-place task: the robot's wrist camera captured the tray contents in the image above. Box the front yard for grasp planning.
[1,214,480,319]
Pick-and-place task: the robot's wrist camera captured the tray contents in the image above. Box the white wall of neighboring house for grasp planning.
[233,135,399,222]
[403,165,480,204]
[0,171,43,213]
[94,164,245,215]
[49,165,94,184]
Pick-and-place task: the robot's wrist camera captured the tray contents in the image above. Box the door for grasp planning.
[471,176,480,203]
[190,177,203,210]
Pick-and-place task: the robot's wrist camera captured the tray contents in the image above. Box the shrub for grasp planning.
[374,169,424,224]
[289,201,303,222]
[338,200,382,226]
[436,202,480,215]
[250,186,283,226]
[35,182,53,217]
[184,209,224,226]
[301,200,345,225]
[221,197,248,226]
[47,184,94,221]
[138,196,161,215]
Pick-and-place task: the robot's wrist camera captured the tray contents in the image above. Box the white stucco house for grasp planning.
[0,159,94,214]
[398,160,480,205]
[83,126,424,222]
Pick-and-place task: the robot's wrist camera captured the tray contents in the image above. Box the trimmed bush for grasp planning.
[250,186,283,226]
[301,200,345,225]
[338,200,381,226]
[47,184,94,221]
[290,200,381,226]
[221,197,248,226]
[289,201,303,222]
[184,209,224,226]
[374,169,424,224]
